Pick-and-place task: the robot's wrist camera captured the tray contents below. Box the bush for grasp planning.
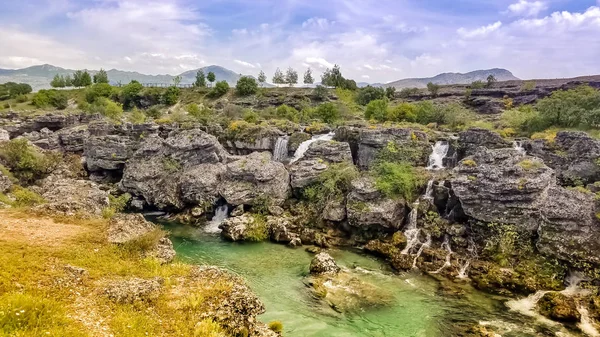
[85,83,114,103]
[522,81,536,91]
[371,162,424,201]
[120,80,144,110]
[102,193,131,218]
[15,94,28,103]
[387,103,417,122]
[88,98,124,121]
[49,91,68,110]
[399,87,419,98]
[275,104,301,122]
[246,214,269,241]
[535,85,600,129]
[471,81,486,89]
[356,86,385,105]
[208,81,229,98]
[243,110,260,123]
[427,82,440,97]
[438,103,475,130]
[385,87,396,99]
[127,108,146,124]
[12,186,45,207]
[364,99,388,122]
[145,106,163,119]
[312,85,329,101]
[501,105,545,134]
[236,76,258,96]
[303,162,358,205]
[162,86,180,106]
[0,138,61,184]
[32,90,67,109]
[268,321,284,333]
[314,102,340,124]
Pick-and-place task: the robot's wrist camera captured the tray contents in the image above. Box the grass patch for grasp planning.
[268,320,284,333]
[462,159,477,167]
[518,159,543,171]
[246,214,269,242]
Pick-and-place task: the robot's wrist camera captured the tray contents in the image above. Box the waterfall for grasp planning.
[204,205,229,233]
[578,305,600,337]
[289,132,335,164]
[457,238,477,279]
[412,234,431,269]
[401,202,421,255]
[427,141,449,170]
[424,179,434,200]
[513,141,526,155]
[273,136,289,162]
[432,235,452,274]
[506,291,551,318]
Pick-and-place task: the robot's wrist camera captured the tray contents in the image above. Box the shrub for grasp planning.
[356,86,385,105]
[0,138,60,184]
[145,105,163,119]
[427,82,440,97]
[438,103,475,130]
[399,87,419,98]
[12,186,45,207]
[208,81,229,98]
[462,159,477,167]
[102,193,131,218]
[85,83,114,103]
[120,80,144,110]
[246,214,269,241]
[88,97,124,121]
[127,108,146,124]
[371,162,424,201]
[501,105,545,134]
[535,85,600,129]
[162,86,180,106]
[15,94,28,103]
[518,159,543,171]
[314,102,340,124]
[522,81,536,91]
[243,110,260,123]
[236,76,258,96]
[364,99,388,122]
[376,140,427,166]
[275,104,301,122]
[385,87,396,99]
[303,162,359,205]
[32,89,68,109]
[387,103,417,122]
[312,85,329,101]
[268,321,284,333]
[471,81,486,89]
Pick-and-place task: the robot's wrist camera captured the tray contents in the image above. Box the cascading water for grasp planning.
[578,305,600,337]
[432,235,452,274]
[457,238,477,279]
[513,140,526,155]
[289,132,335,164]
[427,141,450,170]
[401,202,421,255]
[424,179,434,200]
[506,290,551,318]
[412,234,431,269]
[204,205,229,233]
[273,136,289,162]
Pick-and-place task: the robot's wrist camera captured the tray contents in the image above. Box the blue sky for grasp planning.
[1,0,599,82]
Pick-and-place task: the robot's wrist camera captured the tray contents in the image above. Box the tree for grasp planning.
[93,69,109,84]
[81,71,92,87]
[312,85,328,101]
[207,72,216,87]
[236,76,258,96]
[162,86,180,105]
[172,76,182,87]
[304,68,314,85]
[314,102,340,124]
[120,80,144,110]
[195,70,206,87]
[208,80,229,98]
[257,70,266,87]
[51,75,66,88]
[365,99,389,122]
[64,74,73,87]
[85,83,114,103]
[385,87,396,99]
[486,74,497,88]
[321,64,345,88]
[72,70,83,87]
[356,85,385,105]
[427,82,440,97]
[285,67,298,87]
[272,68,285,86]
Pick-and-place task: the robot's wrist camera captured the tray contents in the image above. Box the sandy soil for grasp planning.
[0,210,88,246]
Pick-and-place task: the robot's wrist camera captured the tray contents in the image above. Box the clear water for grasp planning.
[162,222,585,337]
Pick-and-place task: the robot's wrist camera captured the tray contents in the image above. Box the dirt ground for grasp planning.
[0,210,88,246]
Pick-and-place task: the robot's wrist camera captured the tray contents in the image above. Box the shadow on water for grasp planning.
[156,219,585,337]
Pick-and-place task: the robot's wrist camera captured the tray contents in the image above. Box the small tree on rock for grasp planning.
[486,74,497,88]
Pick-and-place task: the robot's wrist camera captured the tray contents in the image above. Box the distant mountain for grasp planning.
[0,64,249,90]
[384,68,520,89]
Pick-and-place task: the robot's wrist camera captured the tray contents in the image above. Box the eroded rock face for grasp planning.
[120,129,228,209]
[526,131,600,186]
[452,148,553,230]
[457,128,509,159]
[220,214,253,241]
[219,152,290,206]
[357,127,429,170]
[34,176,110,217]
[0,170,12,193]
[107,213,157,244]
[537,292,581,322]
[103,277,163,304]
[346,177,406,234]
[289,140,353,190]
[310,252,340,275]
[0,128,9,141]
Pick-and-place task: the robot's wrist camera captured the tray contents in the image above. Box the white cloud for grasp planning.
[304,57,334,69]
[457,21,502,38]
[234,59,257,68]
[361,75,370,79]
[302,17,334,29]
[514,6,600,29]
[507,1,548,17]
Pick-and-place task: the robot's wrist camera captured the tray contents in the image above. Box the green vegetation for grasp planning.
[162,86,180,106]
[93,69,109,84]
[462,159,477,167]
[312,85,329,101]
[268,320,284,333]
[209,81,230,98]
[102,193,132,219]
[371,162,425,201]
[0,138,61,184]
[356,86,385,105]
[427,82,440,97]
[0,82,32,100]
[321,64,357,90]
[236,76,258,96]
[246,214,269,241]
[365,99,388,122]
[303,68,314,85]
[471,81,486,89]
[518,159,543,171]
[314,102,340,124]
[399,87,419,98]
[32,89,69,109]
[303,162,359,207]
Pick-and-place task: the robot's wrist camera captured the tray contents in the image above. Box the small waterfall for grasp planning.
[427,141,449,170]
[561,272,590,296]
[506,291,550,318]
[424,179,434,200]
[457,238,477,279]
[204,205,229,233]
[432,235,452,274]
[513,140,526,155]
[273,136,289,162]
[412,234,431,269]
[578,305,600,337]
[401,202,421,255]
[289,132,335,164]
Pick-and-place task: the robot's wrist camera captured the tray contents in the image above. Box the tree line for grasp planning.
[50,69,109,88]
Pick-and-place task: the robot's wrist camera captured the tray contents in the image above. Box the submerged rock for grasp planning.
[310,252,340,275]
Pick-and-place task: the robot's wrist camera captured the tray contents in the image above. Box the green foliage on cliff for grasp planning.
[0,138,60,184]
[32,89,69,109]
[371,162,424,201]
[303,162,359,205]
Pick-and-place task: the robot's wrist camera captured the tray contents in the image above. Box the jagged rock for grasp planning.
[268,205,284,216]
[103,277,163,304]
[268,216,298,243]
[457,128,509,159]
[34,176,109,217]
[525,131,600,185]
[323,198,346,222]
[120,129,228,209]
[289,159,328,189]
[0,128,9,141]
[310,252,340,275]
[231,204,244,217]
[218,152,290,206]
[0,170,12,193]
[146,237,176,264]
[346,177,406,234]
[220,214,253,241]
[288,237,302,247]
[289,140,353,189]
[357,127,429,169]
[537,292,581,322]
[451,148,554,231]
[130,198,146,211]
[56,125,88,153]
[107,213,157,244]
[288,132,311,153]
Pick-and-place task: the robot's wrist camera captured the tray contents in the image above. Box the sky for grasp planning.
[0,0,599,83]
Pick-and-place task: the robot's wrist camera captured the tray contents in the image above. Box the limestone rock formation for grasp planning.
[310,252,340,275]
[457,128,509,158]
[356,127,429,169]
[0,128,9,141]
[218,152,290,206]
[0,170,12,193]
[289,140,353,189]
[107,213,158,244]
[34,176,109,217]
[103,277,163,304]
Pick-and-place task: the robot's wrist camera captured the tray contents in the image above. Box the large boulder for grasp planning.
[289,140,352,189]
[57,125,89,153]
[218,152,290,206]
[451,148,554,230]
[357,127,429,170]
[0,128,9,141]
[120,129,228,210]
[346,176,406,234]
[457,128,509,159]
[309,252,340,275]
[526,131,600,186]
[33,176,110,217]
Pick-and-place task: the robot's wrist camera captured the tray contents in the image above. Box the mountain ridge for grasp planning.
[383,68,520,89]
